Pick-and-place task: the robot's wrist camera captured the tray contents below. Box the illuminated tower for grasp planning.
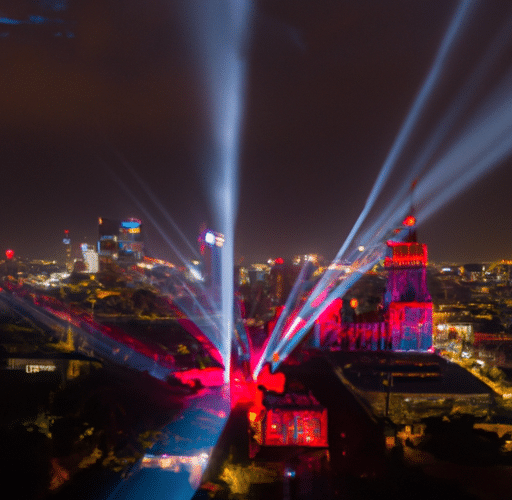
[199,228,224,302]
[383,216,432,351]
[63,229,72,272]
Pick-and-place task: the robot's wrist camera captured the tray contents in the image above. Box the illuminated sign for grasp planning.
[121,219,141,229]
[128,227,140,234]
[26,364,57,373]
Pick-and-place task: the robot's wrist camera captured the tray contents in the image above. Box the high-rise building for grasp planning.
[80,243,99,273]
[199,228,224,296]
[97,217,144,268]
[118,218,144,262]
[98,217,119,265]
[63,229,72,271]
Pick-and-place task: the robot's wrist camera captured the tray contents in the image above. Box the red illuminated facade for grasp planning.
[322,230,433,352]
[386,301,432,351]
[383,239,432,351]
[249,390,328,456]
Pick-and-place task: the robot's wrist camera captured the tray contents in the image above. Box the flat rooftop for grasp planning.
[329,351,493,396]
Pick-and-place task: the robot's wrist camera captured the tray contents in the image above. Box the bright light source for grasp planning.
[214,233,225,247]
[189,267,204,282]
[5,249,14,260]
[358,245,365,252]
[284,468,296,478]
[403,215,416,227]
[204,231,215,245]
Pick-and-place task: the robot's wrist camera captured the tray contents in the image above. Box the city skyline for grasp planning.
[1,1,512,265]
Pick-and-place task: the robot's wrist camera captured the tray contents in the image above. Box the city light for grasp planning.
[403,215,416,227]
[204,231,215,245]
[5,2,512,498]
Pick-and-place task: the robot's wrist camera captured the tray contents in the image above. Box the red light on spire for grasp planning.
[274,257,284,265]
[403,215,416,227]
[5,249,14,260]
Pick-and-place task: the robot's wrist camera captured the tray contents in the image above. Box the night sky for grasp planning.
[1,0,512,266]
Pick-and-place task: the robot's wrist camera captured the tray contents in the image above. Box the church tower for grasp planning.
[383,216,432,351]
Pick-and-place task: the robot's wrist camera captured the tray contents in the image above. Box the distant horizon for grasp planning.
[7,247,511,269]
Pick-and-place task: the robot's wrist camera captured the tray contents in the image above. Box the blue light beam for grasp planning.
[328,0,475,269]
[185,1,253,383]
[101,160,225,352]
[300,0,476,329]
[111,149,201,260]
[355,9,512,256]
[270,244,387,372]
[252,259,314,380]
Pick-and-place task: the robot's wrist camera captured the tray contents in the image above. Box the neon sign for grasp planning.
[25,364,56,373]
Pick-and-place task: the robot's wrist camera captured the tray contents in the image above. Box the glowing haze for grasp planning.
[184,1,253,383]
[258,0,512,373]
